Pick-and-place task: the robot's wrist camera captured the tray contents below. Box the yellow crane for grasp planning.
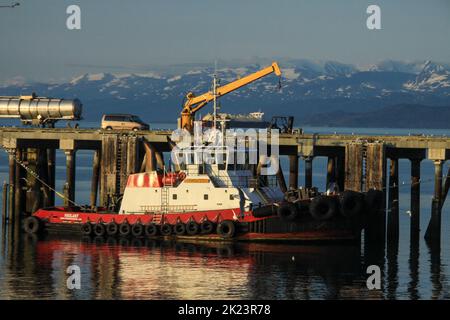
[179,62,282,132]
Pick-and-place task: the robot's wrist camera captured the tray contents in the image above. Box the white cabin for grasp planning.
[118,147,284,215]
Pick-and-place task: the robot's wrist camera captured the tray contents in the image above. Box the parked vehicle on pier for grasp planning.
[101,114,149,131]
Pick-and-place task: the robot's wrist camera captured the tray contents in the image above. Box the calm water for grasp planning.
[0,124,449,299]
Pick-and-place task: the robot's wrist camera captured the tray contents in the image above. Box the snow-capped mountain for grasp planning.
[404,60,450,92]
[1,59,449,122]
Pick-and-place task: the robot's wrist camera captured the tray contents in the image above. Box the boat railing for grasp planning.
[207,173,278,189]
[140,204,197,213]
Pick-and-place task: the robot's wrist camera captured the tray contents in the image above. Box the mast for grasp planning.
[213,61,217,131]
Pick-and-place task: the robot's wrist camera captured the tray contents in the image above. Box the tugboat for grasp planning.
[22,61,382,242]
[23,142,380,242]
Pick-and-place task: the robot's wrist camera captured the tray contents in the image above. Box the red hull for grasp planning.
[33,206,264,225]
[32,206,361,242]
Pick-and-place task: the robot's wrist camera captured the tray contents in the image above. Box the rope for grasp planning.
[0,145,80,207]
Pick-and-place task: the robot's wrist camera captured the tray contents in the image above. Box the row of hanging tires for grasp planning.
[79,219,237,239]
[263,189,384,222]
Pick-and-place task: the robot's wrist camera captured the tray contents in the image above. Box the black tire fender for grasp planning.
[277,203,298,221]
[174,223,186,235]
[216,220,236,239]
[81,222,93,236]
[160,223,172,236]
[145,223,158,237]
[131,223,144,237]
[106,222,118,236]
[340,190,365,218]
[200,220,214,234]
[23,216,41,234]
[253,204,276,218]
[365,189,384,212]
[310,195,337,221]
[119,222,131,236]
[186,221,199,235]
[93,223,106,237]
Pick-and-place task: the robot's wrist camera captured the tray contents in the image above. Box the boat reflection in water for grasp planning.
[0,230,394,300]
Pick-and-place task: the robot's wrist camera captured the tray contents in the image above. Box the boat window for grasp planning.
[172,194,177,200]
[229,195,234,200]
[204,194,208,200]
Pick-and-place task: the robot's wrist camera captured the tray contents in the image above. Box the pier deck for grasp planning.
[1,126,449,245]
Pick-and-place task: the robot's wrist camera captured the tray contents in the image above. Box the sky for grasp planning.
[0,0,449,84]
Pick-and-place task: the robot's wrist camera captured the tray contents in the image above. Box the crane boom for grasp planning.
[180,62,282,132]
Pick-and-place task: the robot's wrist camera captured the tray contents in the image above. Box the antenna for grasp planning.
[213,60,218,131]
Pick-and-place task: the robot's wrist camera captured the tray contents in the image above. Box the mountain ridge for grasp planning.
[1,59,449,125]
[300,104,450,129]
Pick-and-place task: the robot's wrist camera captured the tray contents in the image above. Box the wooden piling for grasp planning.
[365,143,386,192]
[304,157,313,189]
[27,148,44,214]
[39,148,51,208]
[100,135,139,208]
[336,154,345,192]
[424,160,443,243]
[14,148,23,221]
[63,182,70,206]
[326,157,336,190]
[344,143,363,192]
[365,143,387,243]
[64,150,76,204]
[90,149,101,207]
[288,154,298,190]
[276,158,287,193]
[387,158,399,241]
[410,159,421,240]
[124,136,139,190]
[100,135,118,206]
[8,153,15,223]
[47,148,56,206]
[441,166,450,209]
[2,182,8,226]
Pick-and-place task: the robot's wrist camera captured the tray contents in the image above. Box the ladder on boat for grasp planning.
[152,212,163,224]
[161,187,169,214]
[160,167,171,216]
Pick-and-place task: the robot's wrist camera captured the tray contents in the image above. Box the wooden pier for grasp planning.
[1,127,449,245]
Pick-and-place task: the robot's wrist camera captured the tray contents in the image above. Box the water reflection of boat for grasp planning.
[20,235,372,299]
